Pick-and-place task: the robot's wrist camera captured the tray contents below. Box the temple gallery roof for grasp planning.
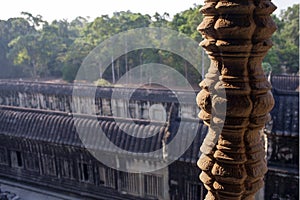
[270,75,299,91]
[0,78,298,164]
[0,106,208,164]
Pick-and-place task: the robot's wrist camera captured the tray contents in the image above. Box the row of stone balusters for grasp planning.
[196,0,277,199]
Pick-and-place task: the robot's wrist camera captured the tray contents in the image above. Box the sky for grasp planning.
[0,0,298,22]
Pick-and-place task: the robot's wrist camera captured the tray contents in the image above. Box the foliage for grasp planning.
[94,78,112,87]
[264,4,299,74]
[1,4,299,82]
[262,62,272,74]
[0,17,35,77]
[170,4,203,41]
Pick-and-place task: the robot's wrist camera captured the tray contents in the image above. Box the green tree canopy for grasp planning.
[264,4,299,74]
[1,5,298,81]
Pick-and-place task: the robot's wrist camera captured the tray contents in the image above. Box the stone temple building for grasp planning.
[0,80,207,200]
[0,76,298,200]
[264,75,299,199]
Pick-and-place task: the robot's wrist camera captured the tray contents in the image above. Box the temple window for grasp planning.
[0,147,8,165]
[144,174,164,198]
[98,166,116,189]
[42,154,57,176]
[185,181,204,200]
[119,172,141,195]
[60,159,74,179]
[11,150,23,168]
[78,162,91,182]
[24,152,39,172]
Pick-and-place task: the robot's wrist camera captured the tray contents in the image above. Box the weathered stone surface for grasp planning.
[196,0,276,199]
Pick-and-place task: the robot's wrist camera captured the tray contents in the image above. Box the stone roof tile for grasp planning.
[0,106,207,163]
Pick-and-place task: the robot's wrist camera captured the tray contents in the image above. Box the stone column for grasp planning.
[196,0,276,199]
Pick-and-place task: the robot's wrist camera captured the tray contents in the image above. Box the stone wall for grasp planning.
[0,80,199,120]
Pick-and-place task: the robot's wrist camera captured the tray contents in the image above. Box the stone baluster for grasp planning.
[196,0,276,199]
